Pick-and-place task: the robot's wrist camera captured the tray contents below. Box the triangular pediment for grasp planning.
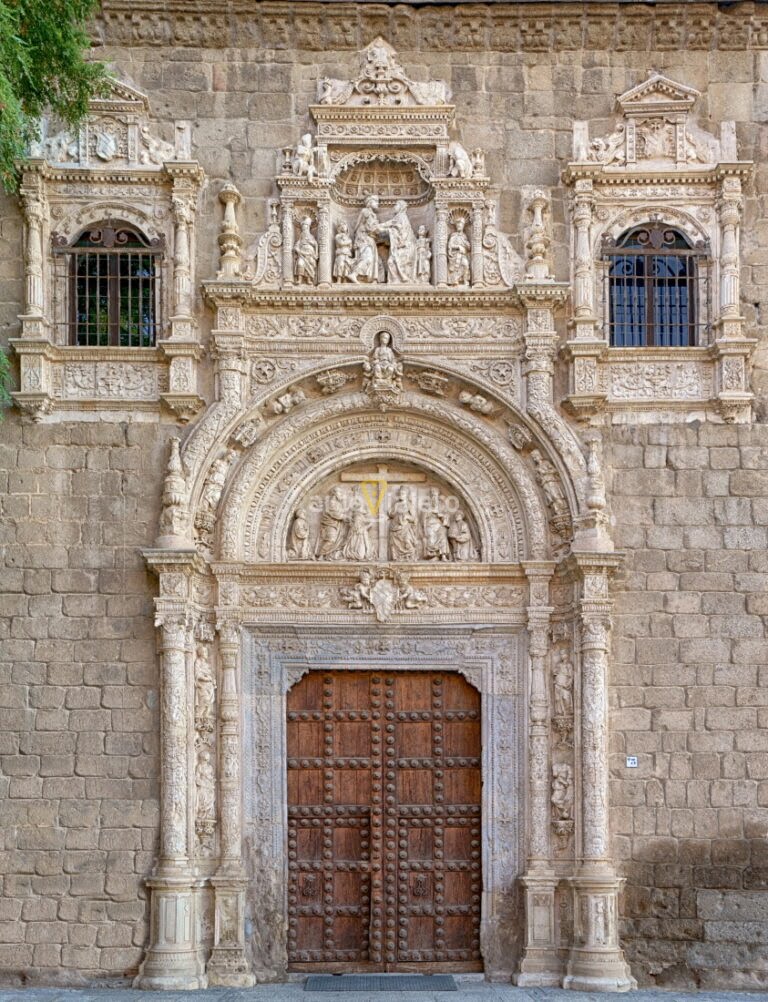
[617,74,700,115]
[89,78,151,115]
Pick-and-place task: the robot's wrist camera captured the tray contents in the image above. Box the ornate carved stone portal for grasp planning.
[137,40,635,992]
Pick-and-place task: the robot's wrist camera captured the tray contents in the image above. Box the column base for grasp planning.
[206,873,254,987]
[514,870,562,988]
[134,873,207,990]
[563,868,636,993]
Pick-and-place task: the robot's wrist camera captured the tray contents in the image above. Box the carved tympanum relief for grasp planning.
[286,461,481,564]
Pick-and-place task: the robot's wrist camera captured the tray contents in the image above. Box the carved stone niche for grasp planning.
[563,73,754,425]
[285,460,481,564]
[11,79,205,423]
[209,38,523,296]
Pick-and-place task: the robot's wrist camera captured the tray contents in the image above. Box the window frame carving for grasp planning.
[563,74,754,424]
[10,80,205,423]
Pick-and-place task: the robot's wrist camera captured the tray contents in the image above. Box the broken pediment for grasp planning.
[30,77,190,168]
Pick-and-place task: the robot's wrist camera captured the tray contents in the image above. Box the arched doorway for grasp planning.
[286,669,482,972]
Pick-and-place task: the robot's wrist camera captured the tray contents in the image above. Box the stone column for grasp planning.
[21,190,45,318]
[135,602,207,989]
[572,182,595,323]
[516,562,560,986]
[317,199,332,287]
[281,202,295,285]
[171,192,193,318]
[521,300,559,421]
[717,178,742,323]
[470,203,484,286]
[434,205,449,286]
[564,554,636,993]
[206,620,255,986]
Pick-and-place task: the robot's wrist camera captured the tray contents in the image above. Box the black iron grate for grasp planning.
[305,975,458,992]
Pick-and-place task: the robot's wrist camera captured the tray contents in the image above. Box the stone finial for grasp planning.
[217,183,243,279]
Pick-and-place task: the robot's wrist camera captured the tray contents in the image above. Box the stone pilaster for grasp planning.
[470,202,484,286]
[516,562,560,986]
[206,619,255,986]
[317,198,332,287]
[281,202,295,285]
[563,553,636,993]
[434,204,449,286]
[136,550,208,989]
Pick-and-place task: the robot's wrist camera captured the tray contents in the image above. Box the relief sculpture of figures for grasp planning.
[448,508,478,561]
[287,508,311,560]
[294,216,318,284]
[343,495,375,561]
[422,487,451,561]
[447,218,471,285]
[332,222,353,282]
[348,195,384,283]
[553,648,574,718]
[379,199,417,283]
[316,486,348,560]
[389,486,420,560]
[194,644,216,727]
[551,762,574,821]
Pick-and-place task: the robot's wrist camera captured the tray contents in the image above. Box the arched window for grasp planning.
[604,224,709,347]
[59,223,163,346]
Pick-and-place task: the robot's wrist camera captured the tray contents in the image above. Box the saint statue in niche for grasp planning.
[294,216,318,284]
[363,331,402,392]
[447,217,471,285]
[416,226,432,284]
[389,486,419,561]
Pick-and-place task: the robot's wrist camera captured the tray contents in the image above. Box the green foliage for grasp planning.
[0,0,107,192]
[0,341,11,410]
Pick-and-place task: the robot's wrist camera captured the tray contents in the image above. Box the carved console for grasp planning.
[11,81,205,422]
[563,74,754,424]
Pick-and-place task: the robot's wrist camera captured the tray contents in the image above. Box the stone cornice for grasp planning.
[562,162,754,186]
[23,159,204,187]
[202,283,530,311]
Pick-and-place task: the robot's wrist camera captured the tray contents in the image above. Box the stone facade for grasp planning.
[0,1,767,991]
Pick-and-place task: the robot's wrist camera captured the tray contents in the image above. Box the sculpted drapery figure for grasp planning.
[316,486,348,560]
[343,496,375,561]
[448,508,478,561]
[294,216,318,284]
[194,644,215,726]
[415,226,432,284]
[379,199,417,283]
[363,331,403,391]
[422,487,451,561]
[447,217,471,285]
[332,222,354,281]
[287,508,311,560]
[348,195,383,283]
[389,486,420,560]
[553,648,574,718]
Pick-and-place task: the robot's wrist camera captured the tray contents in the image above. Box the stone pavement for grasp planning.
[1,980,768,1002]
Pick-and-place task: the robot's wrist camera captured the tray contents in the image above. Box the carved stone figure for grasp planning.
[140,125,175,165]
[316,486,348,560]
[292,133,316,181]
[363,332,403,407]
[553,648,574,718]
[270,389,306,414]
[195,745,216,820]
[199,451,235,516]
[340,568,426,622]
[287,508,311,560]
[448,509,478,561]
[531,449,570,536]
[194,644,216,728]
[380,200,417,284]
[348,195,383,283]
[343,499,375,561]
[415,226,432,284]
[551,763,574,821]
[332,222,353,282]
[294,216,318,284]
[459,390,495,415]
[340,567,373,609]
[471,148,486,176]
[588,124,626,165]
[422,488,450,561]
[447,218,471,286]
[389,487,420,561]
[448,141,473,179]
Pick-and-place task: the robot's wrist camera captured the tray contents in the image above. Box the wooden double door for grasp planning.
[287,670,482,972]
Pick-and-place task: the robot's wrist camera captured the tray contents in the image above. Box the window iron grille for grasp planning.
[54,224,163,347]
[603,225,710,348]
